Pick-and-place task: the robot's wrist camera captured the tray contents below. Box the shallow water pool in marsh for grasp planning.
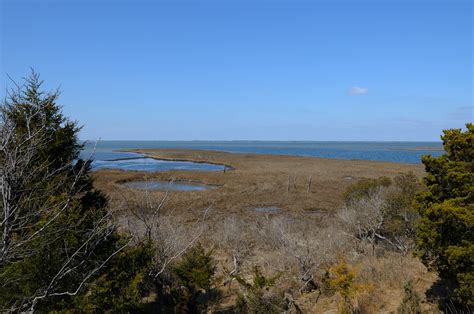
[123,180,216,191]
[89,152,224,173]
[254,207,281,212]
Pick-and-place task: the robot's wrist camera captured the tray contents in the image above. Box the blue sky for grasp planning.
[1,0,472,141]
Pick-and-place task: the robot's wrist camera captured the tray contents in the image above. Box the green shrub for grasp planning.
[343,176,392,204]
[384,172,421,244]
[0,71,154,312]
[234,267,285,313]
[73,242,155,312]
[325,259,370,314]
[172,243,216,312]
[343,173,421,252]
[397,280,421,314]
[415,123,473,307]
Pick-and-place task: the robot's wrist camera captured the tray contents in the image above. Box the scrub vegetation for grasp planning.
[1,73,472,312]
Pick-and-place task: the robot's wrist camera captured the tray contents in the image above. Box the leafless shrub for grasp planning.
[221,215,253,260]
[215,214,351,295]
[119,187,210,278]
[338,188,386,254]
[0,74,127,311]
[207,215,255,284]
[338,187,416,255]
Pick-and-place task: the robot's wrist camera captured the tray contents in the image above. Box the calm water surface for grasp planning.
[92,156,223,172]
[123,180,215,191]
[81,140,443,166]
[80,142,224,172]
[254,207,281,212]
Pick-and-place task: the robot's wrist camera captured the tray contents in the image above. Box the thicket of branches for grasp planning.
[1,71,471,312]
[0,72,135,311]
[207,172,425,312]
[0,72,214,312]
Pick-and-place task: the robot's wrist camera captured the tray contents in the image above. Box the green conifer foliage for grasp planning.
[415,123,473,306]
[0,72,151,311]
[172,243,216,312]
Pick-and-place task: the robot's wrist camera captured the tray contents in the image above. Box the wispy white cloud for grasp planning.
[447,106,473,120]
[349,85,368,95]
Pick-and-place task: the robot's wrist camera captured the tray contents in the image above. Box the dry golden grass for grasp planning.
[92,149,438,312]
[94,148,424,217]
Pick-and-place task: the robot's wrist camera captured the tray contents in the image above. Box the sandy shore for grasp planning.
[93,149,425,217]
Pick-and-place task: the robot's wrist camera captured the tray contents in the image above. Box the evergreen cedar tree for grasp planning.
[0,72,152,311]
[172,244,216,312]
[2,72,472,311]
[415,123,473,306]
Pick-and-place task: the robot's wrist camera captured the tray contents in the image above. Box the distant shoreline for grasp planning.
[83,139,443,144]
[82,140,444,164]
[394,146,444,152]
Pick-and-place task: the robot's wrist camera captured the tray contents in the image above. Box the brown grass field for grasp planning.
[93,149,439,312]
[94,148,424,216]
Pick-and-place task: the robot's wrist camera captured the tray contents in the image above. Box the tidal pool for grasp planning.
[254,207,281,212]
[93,156,224,172]
[123,180,216,191]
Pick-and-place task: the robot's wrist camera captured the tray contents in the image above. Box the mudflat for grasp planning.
[93,149,425,217]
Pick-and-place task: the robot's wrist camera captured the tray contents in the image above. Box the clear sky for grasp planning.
[1,0,472,141]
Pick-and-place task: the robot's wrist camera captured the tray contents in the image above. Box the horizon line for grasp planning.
[80,139,443,143]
